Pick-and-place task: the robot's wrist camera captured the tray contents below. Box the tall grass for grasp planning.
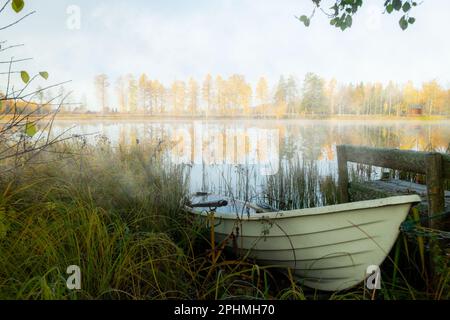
[0,138,311,300]
[263,159,339,209]
[0,138,197,299]
[0,137,447,299]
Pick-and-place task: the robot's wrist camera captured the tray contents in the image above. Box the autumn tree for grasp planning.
[325,78,337,115]
[171,80,186,115]
[202,74,214,115]
[116,76,128,113]
[274,76,287,106]
[138,73,152,113]
[422,80,444,115]
[445,90,450,116]
[403,81,420,112]
[127,74,138,113]
[352,82,365,115]
[94,74,109,113]
[241,83,252,115]
[215,75,227,115]
[256,77,270,118]
[384,81,402,116]
[286,75,299,114]
[187,78,199,115]
[151,80,166,114]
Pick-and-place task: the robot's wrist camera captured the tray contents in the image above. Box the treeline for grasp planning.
[0,86,87,115]
[93,72,450,117]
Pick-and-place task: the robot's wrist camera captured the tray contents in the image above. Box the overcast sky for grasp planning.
[2,0,450,110]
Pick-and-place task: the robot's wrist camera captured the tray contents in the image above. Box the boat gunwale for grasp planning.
[187,194,421,221]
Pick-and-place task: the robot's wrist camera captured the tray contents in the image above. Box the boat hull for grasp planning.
[188,194,421,291]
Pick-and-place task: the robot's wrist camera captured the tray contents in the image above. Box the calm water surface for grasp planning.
[52,119,450,195]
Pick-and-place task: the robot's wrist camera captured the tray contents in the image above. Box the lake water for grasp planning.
[52,119,450,197]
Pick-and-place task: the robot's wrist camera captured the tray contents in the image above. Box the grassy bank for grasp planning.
[0,138,448,299]
[0,140,193,299]
[0,139,302,299]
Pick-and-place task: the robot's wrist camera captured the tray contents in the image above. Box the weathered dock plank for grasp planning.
[341,144,450,179]
[350,179,450,207]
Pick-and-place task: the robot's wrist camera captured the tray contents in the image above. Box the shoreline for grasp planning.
[1,113,449,122]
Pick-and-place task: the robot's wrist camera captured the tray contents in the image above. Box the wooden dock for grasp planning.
[337,144,449,281]
[350,179,450,231]
[337,145,450,230]
[350,179,450,209]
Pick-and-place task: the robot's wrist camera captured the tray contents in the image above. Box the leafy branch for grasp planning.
[0,0,80,171]
[298,0,420,31]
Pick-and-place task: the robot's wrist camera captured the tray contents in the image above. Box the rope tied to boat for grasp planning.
[400,209,450,240]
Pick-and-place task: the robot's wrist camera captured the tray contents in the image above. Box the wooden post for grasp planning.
[425,152,444,285]
[425,152,445,229]
[337,145,349,203]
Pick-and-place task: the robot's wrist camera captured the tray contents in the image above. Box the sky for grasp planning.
[1,0,450,110]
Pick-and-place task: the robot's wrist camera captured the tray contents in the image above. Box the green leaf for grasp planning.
[20,71,30,84]
[25,122,37,137]
[298,15,310,27]
[386,4,394,13]
[11,0,24,13]
[399,16,408,30]
[339,14,347,30]
[345,15,353,28]
[393,0,402,11]
[408,17,416,24]
[402,2,411,12]
[39,71,49,80]
[330,17,338,26]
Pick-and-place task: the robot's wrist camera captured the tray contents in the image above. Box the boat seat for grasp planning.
[189,199,228,208]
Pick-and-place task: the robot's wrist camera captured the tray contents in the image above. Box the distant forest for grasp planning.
[94,72,450,117]
[2,73,449,117]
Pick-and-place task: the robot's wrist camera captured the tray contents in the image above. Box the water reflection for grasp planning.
[51,119,450,193]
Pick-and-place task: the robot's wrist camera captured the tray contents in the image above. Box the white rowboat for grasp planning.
[186,193,421,291]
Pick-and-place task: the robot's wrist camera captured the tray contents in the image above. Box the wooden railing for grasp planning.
[337,145,449,227]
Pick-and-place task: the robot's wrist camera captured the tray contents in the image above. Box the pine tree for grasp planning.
[301,73,326,114]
